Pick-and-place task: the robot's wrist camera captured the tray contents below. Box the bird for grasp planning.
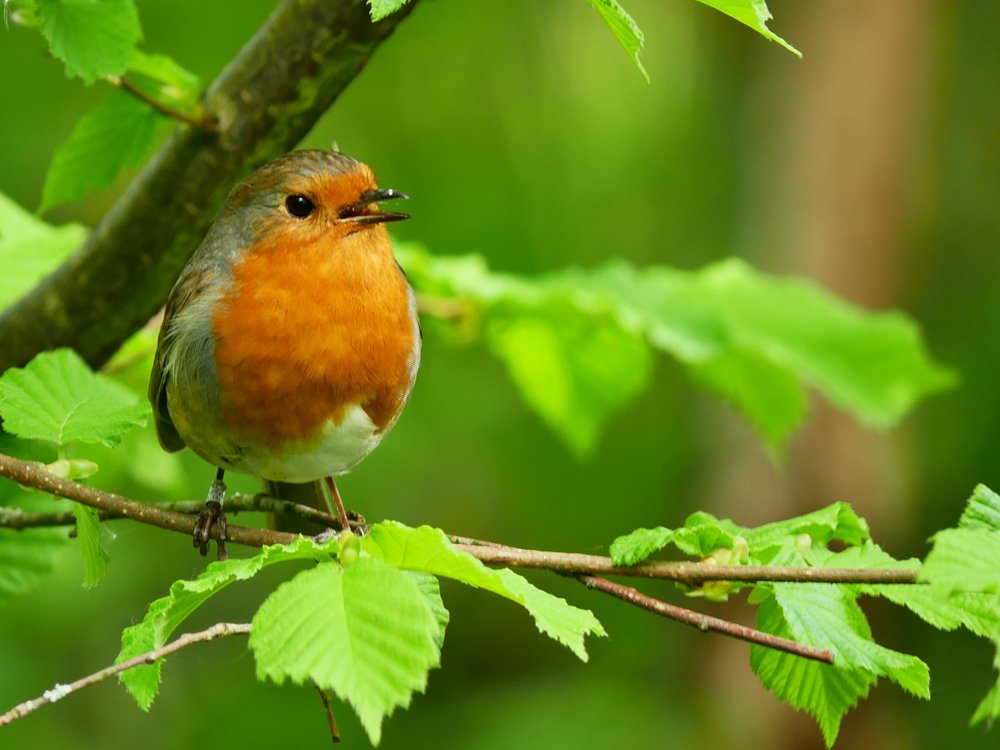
[148,150,420,557]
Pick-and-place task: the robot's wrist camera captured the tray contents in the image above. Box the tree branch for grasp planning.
[0,452,920,586]
[0,0,419,372]
[0,453,296,548]
[0,622,251,727]
[449,540,920,585]
[578,575,833,664]
[0,493,341,530]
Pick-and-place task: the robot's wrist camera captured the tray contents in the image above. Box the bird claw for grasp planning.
[193,500,228,560]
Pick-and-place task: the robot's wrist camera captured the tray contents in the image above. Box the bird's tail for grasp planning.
[264,479,331,534]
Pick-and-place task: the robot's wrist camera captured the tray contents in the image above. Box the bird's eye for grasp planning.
[285,194,315,219]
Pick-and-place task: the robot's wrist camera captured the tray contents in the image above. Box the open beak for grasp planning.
[339,187,410,225]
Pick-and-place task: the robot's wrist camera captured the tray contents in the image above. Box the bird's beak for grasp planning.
[339,188,410,225]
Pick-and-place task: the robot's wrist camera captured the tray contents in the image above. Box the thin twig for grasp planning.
[0,452,921,585]
[107,76,219,132]
[450,541,920,585]
[315,685,342,743]
[0,494,341,530]
[0,622,252,727]
[579,575,833,664]
[0,453,296,548]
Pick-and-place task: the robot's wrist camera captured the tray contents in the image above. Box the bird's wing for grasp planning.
[148,267,210,453]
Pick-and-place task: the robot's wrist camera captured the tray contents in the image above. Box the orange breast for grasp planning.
[211,226,417,447]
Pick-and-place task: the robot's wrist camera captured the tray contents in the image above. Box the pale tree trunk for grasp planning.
[701,1,931,748]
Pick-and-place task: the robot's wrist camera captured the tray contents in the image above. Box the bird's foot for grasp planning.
[193,478,228,560]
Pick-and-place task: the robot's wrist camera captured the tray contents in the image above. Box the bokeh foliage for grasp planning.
[2,1,999,749]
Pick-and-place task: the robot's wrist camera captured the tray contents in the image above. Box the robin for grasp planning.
[148,150,419,557]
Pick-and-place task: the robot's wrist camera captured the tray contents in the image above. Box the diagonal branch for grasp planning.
[578,575,833,663]
[0,0,419,372]
[0,622,252,727]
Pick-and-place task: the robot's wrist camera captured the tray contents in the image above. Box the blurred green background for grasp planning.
[2,0,998,747]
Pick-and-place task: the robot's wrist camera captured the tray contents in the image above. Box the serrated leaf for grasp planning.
[0,492,71,606]
[754,584,929,746]
[694,0,801,57]
[610,503,869,567]
[744,502,869,553]
[407,571,449,650]
[72,503,108,588]
[0,349,149,448]
[922,528,1000,594]
[875,584,1000,638]
[36,0,142,84]
[959,484,1000,532]
[0,192,86,309]
[698,259,955,430]
[609,515,740,566]
[772,584,929,698]
[251,559,440,745]
[368,0,411,22]
[586,0,648,81]
[752,592,875,747]
[363,522,605,660]
[117,537,326,709]
[40,90,168,213]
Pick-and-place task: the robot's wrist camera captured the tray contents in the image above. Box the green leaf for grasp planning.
[609,514,741,566]
[959,484,1000,532]
[582,259,956,443]
[743,502,869,553]
[691,348,807,446]
[127,49,200,103]
[875,584,1000,638]
[36,0,142,84]
[408,571,450,650]
[752,592,875,747]
[488,307,651,456]
[610,502,868,566]
[399,247,954,452]
[368,0,411,22]
[972,643,1000,726]
[0,349,149,448]
[0,493,71,606]
[694,0,801,57]
[398,246,651,456]
[40,90,168,214]
[922,528,1000,595]
[0,192,86,309]
[117,537,327,709]
[364,522,605,660]
[586,0,648,81]
[701,259,954,429]
[250,558,441,745]
[72,503,108,588]
[753,585,929,746]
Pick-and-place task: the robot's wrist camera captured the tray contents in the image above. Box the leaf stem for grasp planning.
[106,75,219,132]
[0,622,251,727]
[578,575,833,663]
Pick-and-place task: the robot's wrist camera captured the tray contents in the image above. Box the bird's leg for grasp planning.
[193,467,229,559]
[325,476,352,534]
